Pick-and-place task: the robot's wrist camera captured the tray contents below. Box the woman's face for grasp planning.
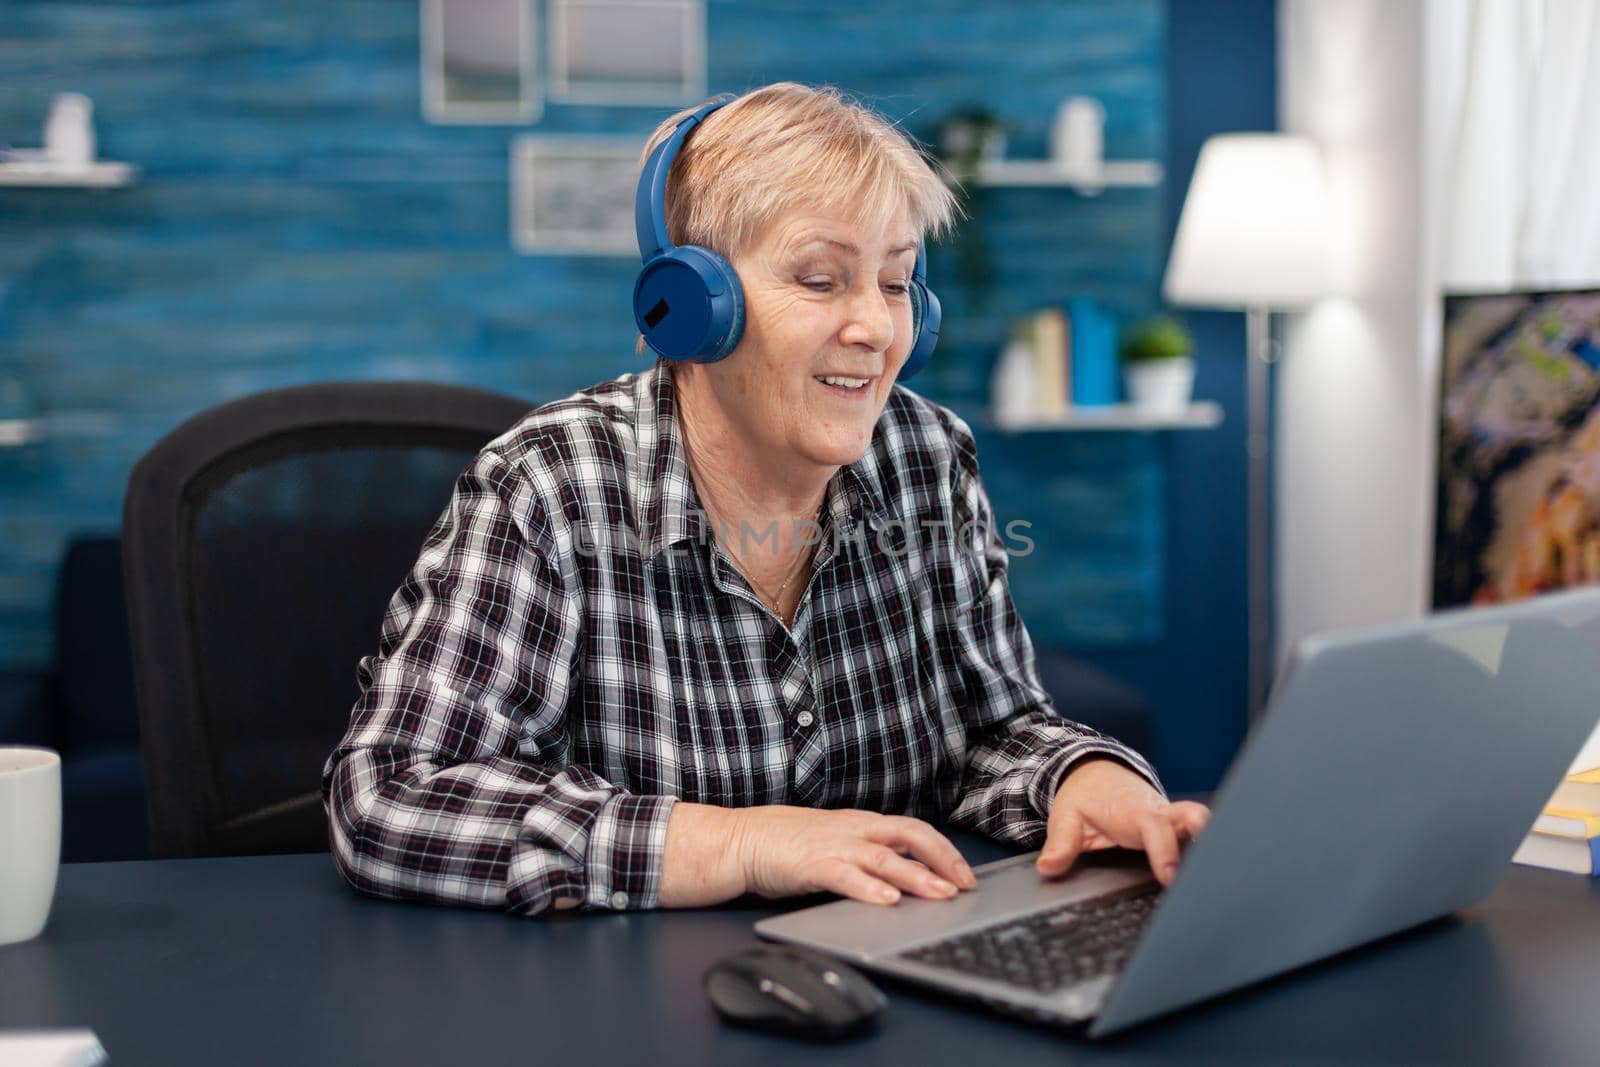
[696,204,920,476]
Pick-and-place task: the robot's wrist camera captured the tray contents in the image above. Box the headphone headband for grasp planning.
[635,97,734,262]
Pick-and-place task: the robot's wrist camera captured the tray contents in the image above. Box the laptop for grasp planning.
[756,586,1600,1037]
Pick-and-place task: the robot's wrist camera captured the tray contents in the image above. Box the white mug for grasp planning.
[0,746,62,946]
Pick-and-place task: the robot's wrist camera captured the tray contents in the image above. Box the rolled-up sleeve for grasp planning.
[321,448,676,916]
[942,424,1164,847]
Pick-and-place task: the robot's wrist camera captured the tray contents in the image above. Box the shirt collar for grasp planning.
[634,356,895,563]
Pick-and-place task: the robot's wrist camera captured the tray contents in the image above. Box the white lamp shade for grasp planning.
[1162,133,1331,309]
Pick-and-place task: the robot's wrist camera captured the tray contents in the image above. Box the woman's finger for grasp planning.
[1037,804,1086,878]
[813,856,904,905]
[1137,809,1184,886]
[871,816,975,890]
[857,844,960,900]
[1171,801,1211,842]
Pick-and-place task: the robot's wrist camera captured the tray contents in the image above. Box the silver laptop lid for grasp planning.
[1091,586,1600,1036]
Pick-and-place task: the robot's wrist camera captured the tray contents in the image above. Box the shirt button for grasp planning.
[609,890,630,909]
[796,710,815,728]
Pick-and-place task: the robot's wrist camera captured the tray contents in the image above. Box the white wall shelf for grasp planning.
[0,413,120,447]
[987,401,1223,432]
[0,161,137,188]
[0,419,41,446]
[972,158,1162,192]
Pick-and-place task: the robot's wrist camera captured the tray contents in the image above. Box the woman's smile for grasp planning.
[813,372,878,398]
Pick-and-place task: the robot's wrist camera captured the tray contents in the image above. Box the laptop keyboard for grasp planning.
[896,881,1161,994]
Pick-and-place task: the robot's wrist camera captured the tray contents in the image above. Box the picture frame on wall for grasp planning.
[547,0,706,106]
[1433,288,1600,609]
[421,0,542,124]
[510,136,642,255]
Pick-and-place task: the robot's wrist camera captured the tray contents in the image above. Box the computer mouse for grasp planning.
[703,944,887,1040]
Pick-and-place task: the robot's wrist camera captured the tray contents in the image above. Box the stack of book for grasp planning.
[1513,725,1600,875]
[988,299,1120,426]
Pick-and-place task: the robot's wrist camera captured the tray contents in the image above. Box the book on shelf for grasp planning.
[1028,308,1070,414]
[1067,296,1119,407]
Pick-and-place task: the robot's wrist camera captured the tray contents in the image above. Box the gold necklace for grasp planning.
[745,538,815,613]
[694,484,816,614]
[701,498,820,616]
[680,422,822,618]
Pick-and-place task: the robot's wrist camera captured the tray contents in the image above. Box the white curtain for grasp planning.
[1276,0,1600,671]
[1432,0,1600,289]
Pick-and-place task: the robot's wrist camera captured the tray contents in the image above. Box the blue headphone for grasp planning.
[632,96,941,381]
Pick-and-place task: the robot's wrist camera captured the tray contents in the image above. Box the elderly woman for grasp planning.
[322,83,1208,917]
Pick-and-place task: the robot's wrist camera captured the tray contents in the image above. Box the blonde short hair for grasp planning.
[640,82,961,263]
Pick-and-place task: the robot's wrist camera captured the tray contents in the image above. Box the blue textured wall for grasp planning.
[0,0,1167,664]
[0,0,1274,793]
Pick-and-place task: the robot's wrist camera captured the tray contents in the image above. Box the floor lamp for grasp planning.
[1162,134,1330,721]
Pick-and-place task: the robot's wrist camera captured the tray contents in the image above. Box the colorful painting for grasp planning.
[1434,290,1600,607]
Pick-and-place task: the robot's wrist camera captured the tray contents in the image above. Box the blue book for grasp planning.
[1068,296,1119,406]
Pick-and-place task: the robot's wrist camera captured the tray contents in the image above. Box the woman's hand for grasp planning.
[734,805,978,905]
[1037,758,1211,887]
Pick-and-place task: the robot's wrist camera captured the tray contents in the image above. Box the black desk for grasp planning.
[3,833,1598,1066]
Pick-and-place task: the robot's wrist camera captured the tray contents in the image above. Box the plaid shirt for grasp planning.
[322,357,1162,916]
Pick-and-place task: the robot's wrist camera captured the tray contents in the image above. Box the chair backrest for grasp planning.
[123,382,531,858]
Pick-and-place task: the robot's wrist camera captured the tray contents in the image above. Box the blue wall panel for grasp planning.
[0,0,1171,670]
[0,0,1273,795]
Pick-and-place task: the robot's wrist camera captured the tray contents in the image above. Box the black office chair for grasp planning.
[122,382,531,859]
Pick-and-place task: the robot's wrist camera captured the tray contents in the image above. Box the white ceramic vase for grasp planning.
[44,93,96,167]
[1122,358,1195,415]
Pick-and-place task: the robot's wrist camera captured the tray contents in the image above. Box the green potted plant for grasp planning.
[933,104,1008,312]
[1119,315,1196,413]
[937,104,1008,165]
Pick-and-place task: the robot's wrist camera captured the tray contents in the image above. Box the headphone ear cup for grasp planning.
[897,278,941,381]
[699,249,745,362]
[633,246,745,363]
